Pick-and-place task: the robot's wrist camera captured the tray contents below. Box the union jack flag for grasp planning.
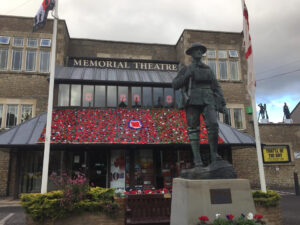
[242,0,255,97]
[33,0,55,32]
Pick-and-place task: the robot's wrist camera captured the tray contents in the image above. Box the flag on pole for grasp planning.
[33,0,55,32]
[242,0,255,97]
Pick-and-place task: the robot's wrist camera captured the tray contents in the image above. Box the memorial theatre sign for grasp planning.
[68,57,179,71]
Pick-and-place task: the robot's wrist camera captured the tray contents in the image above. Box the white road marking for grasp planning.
[0,213,14,225]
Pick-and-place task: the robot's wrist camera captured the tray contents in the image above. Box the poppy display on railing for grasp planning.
[38,108,224,144]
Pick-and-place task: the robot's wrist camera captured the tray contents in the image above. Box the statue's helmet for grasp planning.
[185,42,207,55]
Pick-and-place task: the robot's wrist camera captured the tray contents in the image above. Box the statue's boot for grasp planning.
[207,133,237,178]
[180,129,207,179]
[208,133,222,164]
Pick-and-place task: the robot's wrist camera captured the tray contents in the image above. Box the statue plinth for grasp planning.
[170,178,256,225]
[284,119,293,124]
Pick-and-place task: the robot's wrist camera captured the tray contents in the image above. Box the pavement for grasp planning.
[0,192,299,225]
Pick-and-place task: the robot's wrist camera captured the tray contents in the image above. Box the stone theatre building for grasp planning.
[0,15,299,197]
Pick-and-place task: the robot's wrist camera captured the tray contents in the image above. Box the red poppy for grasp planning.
[226,214,234,220]
[198,216,209,222]
[254,214,263,220]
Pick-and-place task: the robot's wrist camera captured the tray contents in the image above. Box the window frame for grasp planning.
[40,39,51,47]
[25,49,37,72]
[219,104,246,130]
[11,49,23,71]
[27,38,38,48]
[0,48,8,70]
[229,50,239,58]
[13,37,24,47]
[39,50,50,73]
[0,36,10,45]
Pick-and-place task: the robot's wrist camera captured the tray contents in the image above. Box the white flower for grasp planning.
[216,213,221,218]
[247,212,254,220]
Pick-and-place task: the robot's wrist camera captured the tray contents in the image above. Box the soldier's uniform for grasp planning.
[172,43,226,167]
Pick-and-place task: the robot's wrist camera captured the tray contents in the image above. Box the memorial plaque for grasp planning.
[210,188,232,204]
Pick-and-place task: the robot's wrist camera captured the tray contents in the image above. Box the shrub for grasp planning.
[252,190,280,207]
[21,187,119,222]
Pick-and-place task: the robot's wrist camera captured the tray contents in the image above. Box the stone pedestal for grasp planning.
[284,119,293,124]
[170,178,256,225]
[260,119,269,123]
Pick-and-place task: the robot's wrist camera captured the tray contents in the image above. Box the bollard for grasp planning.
[294,172,300,196]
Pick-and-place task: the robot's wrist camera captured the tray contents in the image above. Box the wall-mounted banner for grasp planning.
[110,150,125,191]
[263,145,291,163]
[68,57,178,72]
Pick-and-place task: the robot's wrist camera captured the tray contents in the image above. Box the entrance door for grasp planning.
[88,151,108,187]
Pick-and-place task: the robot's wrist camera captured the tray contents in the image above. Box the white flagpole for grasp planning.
[241,0,266,192]
[251,93,267,192]
[41,0,58,194]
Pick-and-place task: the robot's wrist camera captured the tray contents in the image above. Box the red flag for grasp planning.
[241,0,255,96]
[33,0,55,32]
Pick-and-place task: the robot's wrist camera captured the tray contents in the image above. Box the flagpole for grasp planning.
[251,95,267,192]
[41,0,58,194]
[241,0,266,192]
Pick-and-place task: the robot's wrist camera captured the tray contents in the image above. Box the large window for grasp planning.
[218,105,245,129]
[58,84,70,106]
[223,108,231,126]
[6,105,18,128]
[118,86,128,108]
[0,48,8,70]
[219,61,227,80]
[107,86,117,107]
[56,85,181,109]
[230,61,239,80]
[95,85,106,107]
[153,87,163,108]
[234,109,243,129]
[143,87,152,107]
[40,51,50,72]
[71,85,81,106]
[207,60,217,77]
[132,87,141,108]
[25,50,37,71]
[83,85,94,107]
[12,49,23,71]
[21,105,33,123]
[164,88,174,108]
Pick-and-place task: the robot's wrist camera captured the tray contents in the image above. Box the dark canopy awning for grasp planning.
[0,109,255,147]
[55,65,176,85]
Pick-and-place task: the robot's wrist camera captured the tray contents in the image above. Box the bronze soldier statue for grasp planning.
[173,42,236,179]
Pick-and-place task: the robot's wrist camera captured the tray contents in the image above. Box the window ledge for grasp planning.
[0,70,49,76]
[219,80,243,83]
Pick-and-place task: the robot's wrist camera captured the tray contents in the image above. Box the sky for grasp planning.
[1,0,300,123]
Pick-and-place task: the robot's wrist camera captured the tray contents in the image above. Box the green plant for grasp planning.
[252,190,280,207]
[21,187,119,222]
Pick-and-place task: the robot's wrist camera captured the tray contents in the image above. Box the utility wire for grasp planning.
[256,58,300,75]
[4,0,36,14]
[256,68,300,82]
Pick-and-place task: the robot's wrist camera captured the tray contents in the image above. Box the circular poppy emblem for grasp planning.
[134,94,140,103]
[120,94,127,102]
[166,95,173,103]
[85,93,92,102]
[128,120,143,129]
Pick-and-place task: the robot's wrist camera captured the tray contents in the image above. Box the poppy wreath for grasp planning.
[38,108,224,144]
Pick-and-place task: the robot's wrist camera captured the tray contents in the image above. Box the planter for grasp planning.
[255,203,282,225]
[26,210,125,225]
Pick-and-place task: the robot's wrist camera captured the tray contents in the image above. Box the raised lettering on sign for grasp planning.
[210,188,232,204]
